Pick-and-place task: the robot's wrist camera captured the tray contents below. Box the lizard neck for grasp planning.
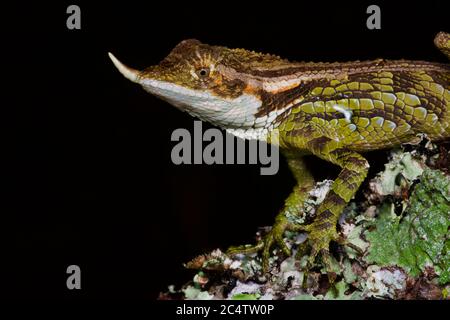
[213,58,449,143]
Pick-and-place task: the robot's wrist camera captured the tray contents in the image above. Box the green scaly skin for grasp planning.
[109,32,450,279]
[228,32,450,274]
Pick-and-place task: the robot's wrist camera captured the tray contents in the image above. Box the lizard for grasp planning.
[108,32,450,275]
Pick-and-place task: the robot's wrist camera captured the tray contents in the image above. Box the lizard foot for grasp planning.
[301,222,364,286]
[302,219,340,284]
[227,212,363,281]
[226,213,303,272]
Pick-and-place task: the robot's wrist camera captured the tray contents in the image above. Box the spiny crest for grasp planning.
[225,47,290,70]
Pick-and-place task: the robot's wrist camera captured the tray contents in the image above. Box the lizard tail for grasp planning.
[434,32,450,61]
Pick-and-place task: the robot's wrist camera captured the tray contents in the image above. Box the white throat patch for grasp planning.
[139,78,276,140]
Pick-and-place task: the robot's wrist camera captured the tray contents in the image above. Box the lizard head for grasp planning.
[109,39,289,132]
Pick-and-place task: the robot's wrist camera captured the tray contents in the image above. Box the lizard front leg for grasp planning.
[304,138,369,276]
[227,154,315,272]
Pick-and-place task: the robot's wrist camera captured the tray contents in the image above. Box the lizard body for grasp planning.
[109,32,450,274]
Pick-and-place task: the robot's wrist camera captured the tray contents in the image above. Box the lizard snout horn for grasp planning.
[108,52,140,83]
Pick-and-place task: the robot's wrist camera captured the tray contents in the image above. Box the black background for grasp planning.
[5,1,449,301]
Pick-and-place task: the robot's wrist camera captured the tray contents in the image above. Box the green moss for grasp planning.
[342,258,358,284]
[365,169,450,284]
[231,293,260,300]
[325,281,362,300]
[182,286,214,300]
[290,294,319,300]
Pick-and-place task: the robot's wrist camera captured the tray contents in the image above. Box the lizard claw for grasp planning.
[306,219,338,265]
[226,214,296,273]
[335,235,365,255]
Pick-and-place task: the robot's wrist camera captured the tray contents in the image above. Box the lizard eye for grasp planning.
[196,67,210,78]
